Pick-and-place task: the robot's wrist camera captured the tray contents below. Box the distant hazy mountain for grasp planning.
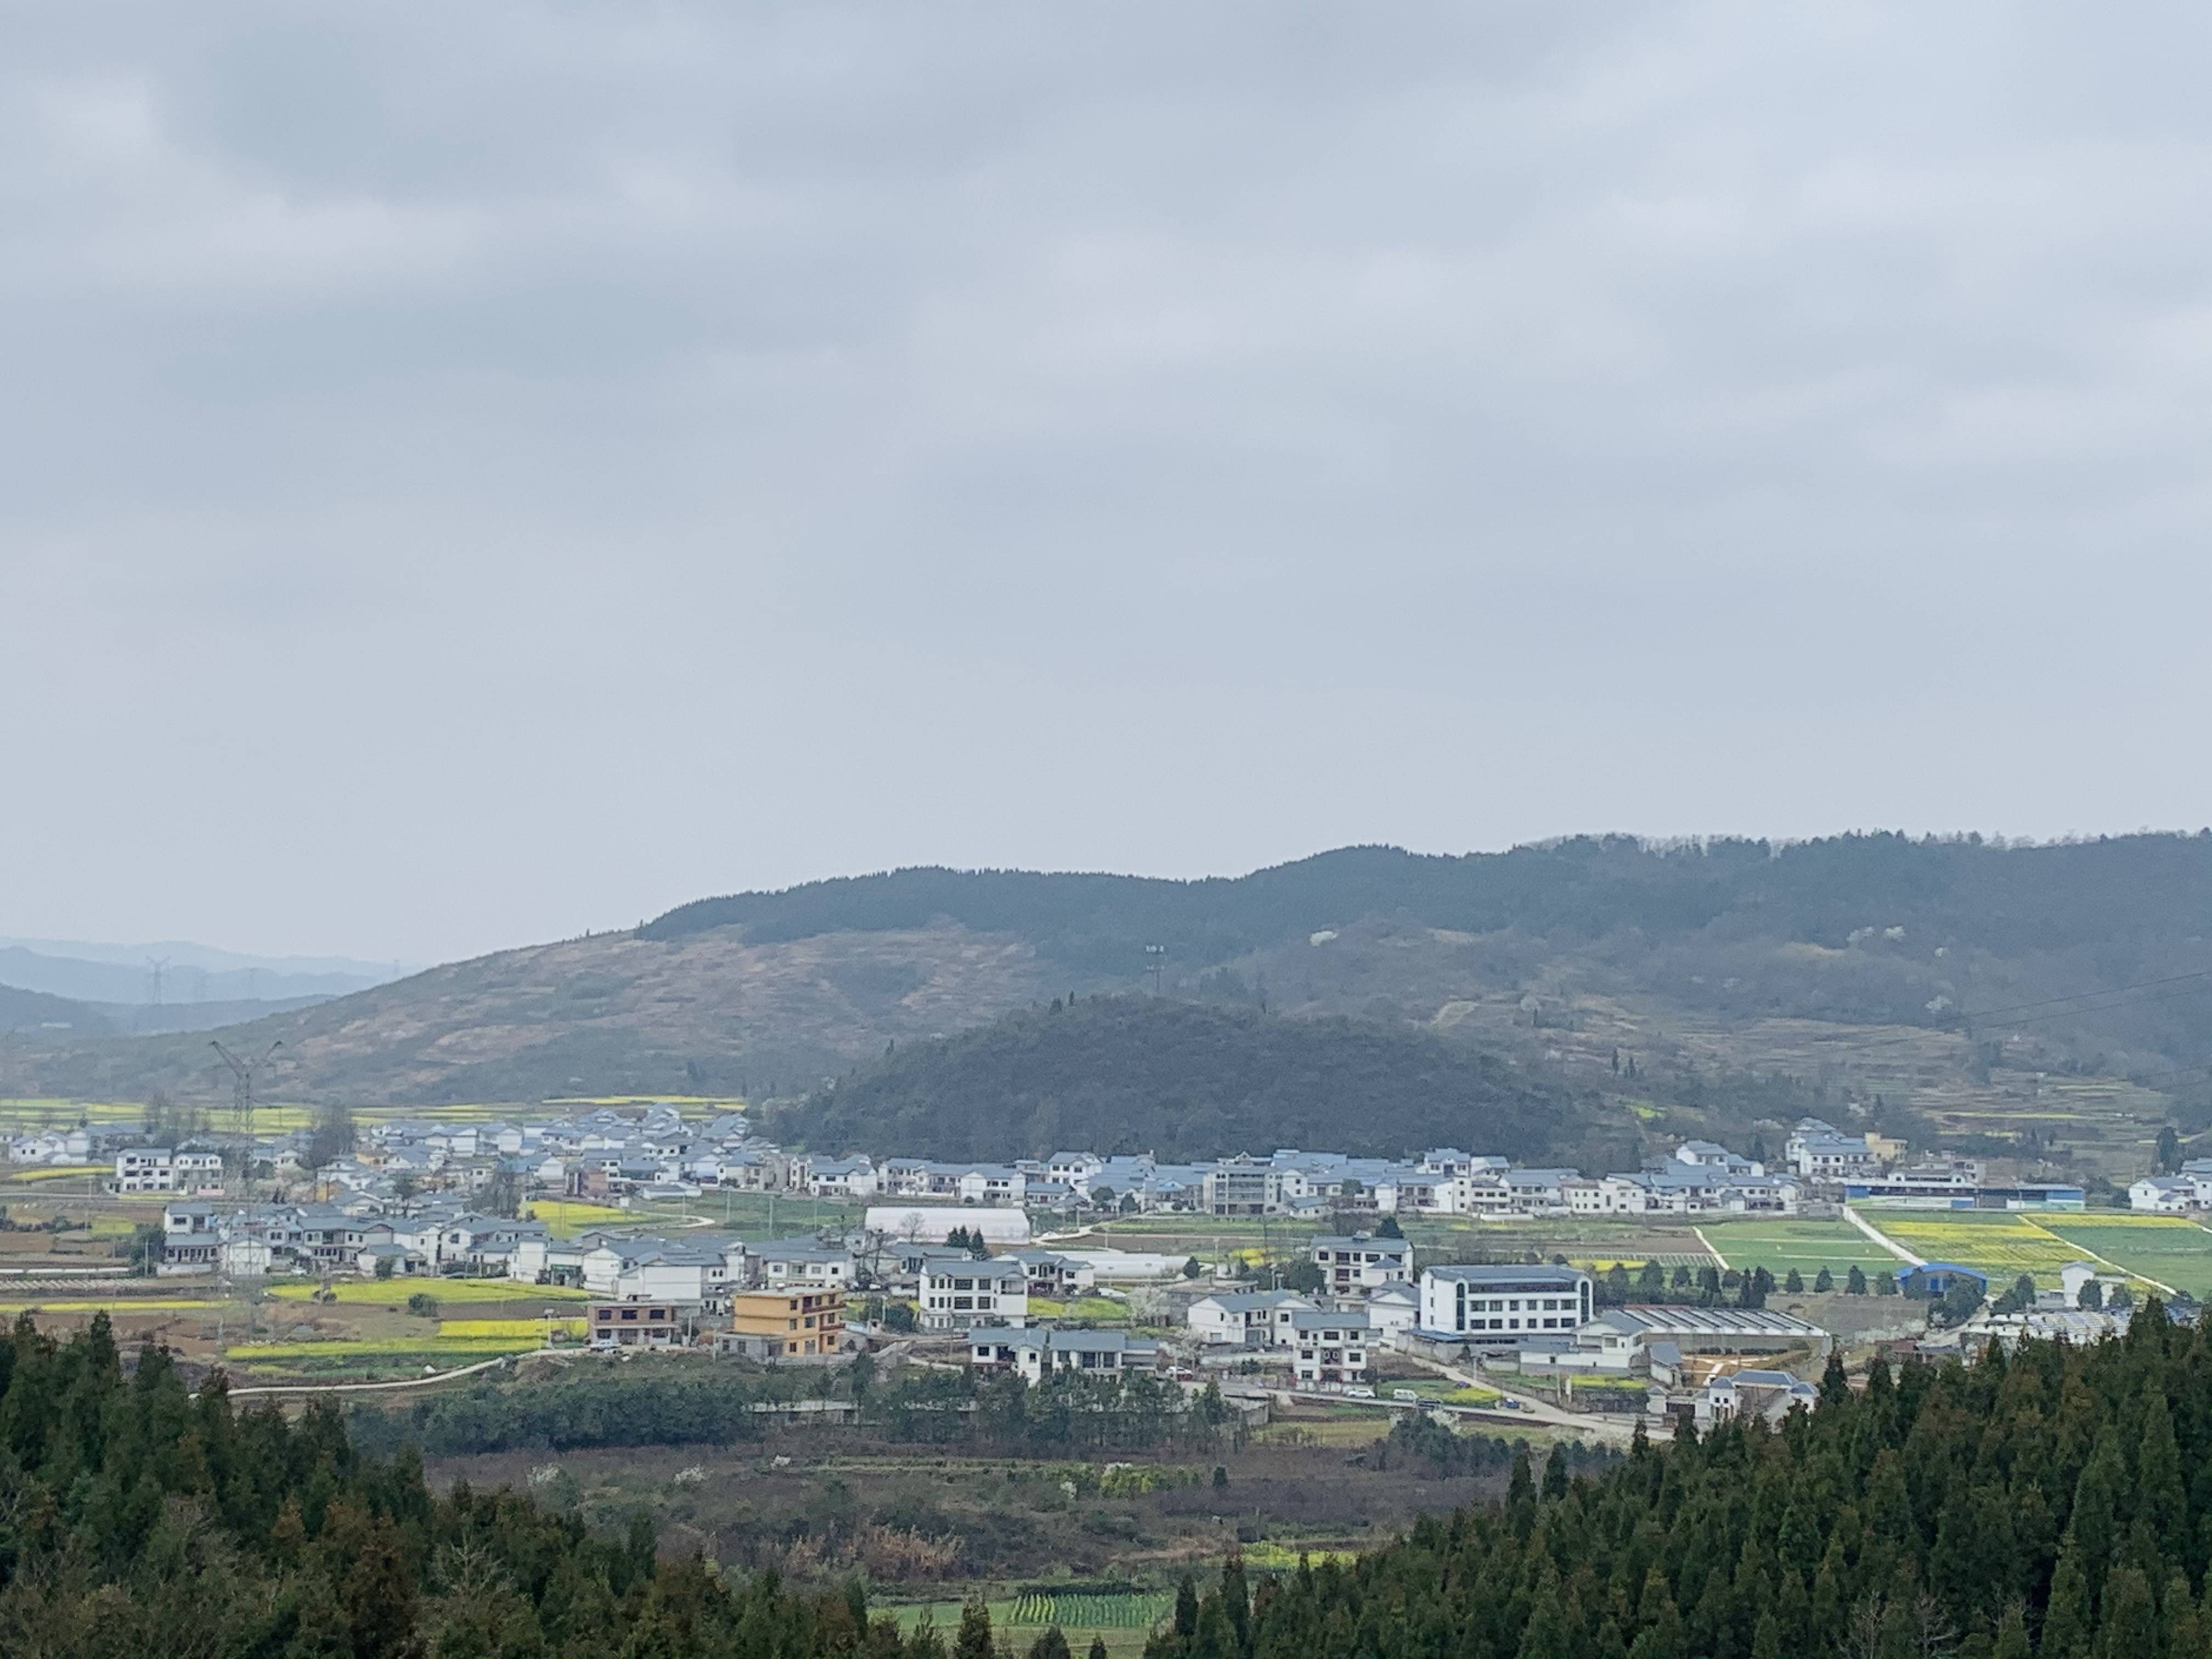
[0,982,115,1037]
[0,938,411,1006]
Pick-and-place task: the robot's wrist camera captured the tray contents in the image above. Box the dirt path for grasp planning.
[219,1349,546,1398]
[1844,1207,1922,1266]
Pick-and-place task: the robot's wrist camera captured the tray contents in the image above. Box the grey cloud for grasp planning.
[3,2,2211,960]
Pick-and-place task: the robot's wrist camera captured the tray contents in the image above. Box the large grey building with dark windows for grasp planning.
[1418,1263,1594,1344]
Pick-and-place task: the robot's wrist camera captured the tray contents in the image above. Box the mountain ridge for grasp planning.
[9,833,2211,1137]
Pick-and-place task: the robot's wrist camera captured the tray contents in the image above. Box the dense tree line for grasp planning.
[775,996,1587,1163]
[1370,1415,1616,1483]
[347,1365,788,1459]
[343,1359,1222,1462]
[876,1367,1230,1455]
[1152,1303,2212,1659]
[0,1312,978,1658]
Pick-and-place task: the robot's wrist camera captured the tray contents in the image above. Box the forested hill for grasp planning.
[0,1313,945,1657]
[1155,1307,2212,1659]
[772,995,1611,1166]
[24,830,2212,1109]
[644,832,2212,974]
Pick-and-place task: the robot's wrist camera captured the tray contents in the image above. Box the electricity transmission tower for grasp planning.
[210,1039,282,1186]
[143,957,170,1034]
[1145,943,1167,994]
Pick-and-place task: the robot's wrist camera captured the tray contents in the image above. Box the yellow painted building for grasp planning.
[725,1287,844,1358]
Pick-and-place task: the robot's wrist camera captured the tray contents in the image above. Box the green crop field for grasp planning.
[889,1596,1157,1658]
[1858,1211,2087,1280]
[2034,1217,2212,1296]
[1010,1593,1171,1629]
[264,1278,592,1304]
[1700,1217,1889,1279]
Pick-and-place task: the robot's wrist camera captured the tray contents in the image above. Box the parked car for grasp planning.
[1344,1385,1376,1399]
[1498,1396,1522,1410]
[1391,1387,1420,1403]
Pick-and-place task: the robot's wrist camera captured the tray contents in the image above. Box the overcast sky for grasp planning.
[7,3,2212,965]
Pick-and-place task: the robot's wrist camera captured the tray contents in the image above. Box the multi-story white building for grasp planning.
[1418,1264,1593,1344]
[1289,1309,1371,1386]
[112,1147,225,1193]
[1786,1119,1882,1182]
[1203,1160,1292,1216]
[1311,1233,1412,1295]
[919,1254,1028,1330]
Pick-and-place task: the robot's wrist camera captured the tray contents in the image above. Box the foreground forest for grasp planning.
[10,1303,2212,1654]
[1156,1305,2212,1659]
[0,1313,1048,1658]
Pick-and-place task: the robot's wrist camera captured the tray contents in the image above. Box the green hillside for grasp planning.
[772,994,1615,1166]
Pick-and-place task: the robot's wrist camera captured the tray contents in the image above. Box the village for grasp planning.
[0,1096,2176,1441]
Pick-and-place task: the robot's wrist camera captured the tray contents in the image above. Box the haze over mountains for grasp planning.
[0,938,412,1041]
[8,834,2211,1155]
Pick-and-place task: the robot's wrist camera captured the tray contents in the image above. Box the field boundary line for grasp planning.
[1691,1226,1729,1270]
[2022,1216,2180,1299]
[1845,1207,1923,1267]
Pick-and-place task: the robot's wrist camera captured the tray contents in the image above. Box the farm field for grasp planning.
[1026,1296,1131,1324]
[1011,1592,1172,1630]
[1858,1210,2095,1282]
[886,1596,1158,1659]
[523,1200,635,1237]
[2035,1216,2212,1297]
[439,1318,588,1340]
[266,1278,594,1304]
[1699,1217,1888,1280]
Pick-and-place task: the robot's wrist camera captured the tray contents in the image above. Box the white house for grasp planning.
[1695,1368,1819,1427]
[112,1147,226,1194]
[956,1166,1028,1206]
[1365,1282,1420,1341]
[1504,1168,1577,1212]
[1186,1289,1315,1346]
[808,1155,879,1199]
[753,1239,855,1289]
[1289,1309,1371,1387]
[1786,1120,1881,1182]
[2130,1176,2199,1213]
[969,1327,1159,1382]
[1311,1233,1413,1295]
[613,1243,734,1306]
[919,1255,1028,1330]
